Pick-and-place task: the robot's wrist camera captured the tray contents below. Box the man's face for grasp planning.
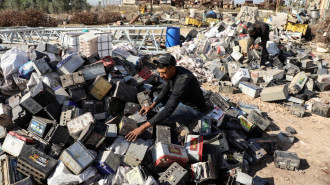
[157,66,175,81]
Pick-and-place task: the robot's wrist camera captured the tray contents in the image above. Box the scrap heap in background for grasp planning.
[0,6,329,185]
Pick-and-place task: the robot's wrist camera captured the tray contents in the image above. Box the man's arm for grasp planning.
[154,81,170,105]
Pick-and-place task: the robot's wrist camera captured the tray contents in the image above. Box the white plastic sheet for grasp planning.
[266,41,280,56]
[0,47,29,78]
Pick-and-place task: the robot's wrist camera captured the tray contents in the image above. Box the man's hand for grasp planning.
[139,102,157,116]
[249,45,254,51]
[125,122,152,141]
[254,43,260,50]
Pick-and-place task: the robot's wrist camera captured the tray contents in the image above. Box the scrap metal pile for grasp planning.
[0,13,329,185]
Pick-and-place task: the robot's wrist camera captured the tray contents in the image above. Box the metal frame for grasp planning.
[0,25,169,54]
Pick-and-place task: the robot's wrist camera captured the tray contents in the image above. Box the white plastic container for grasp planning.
[79,32,98,58]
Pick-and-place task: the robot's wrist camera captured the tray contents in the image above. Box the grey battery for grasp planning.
[36,43,60,54]
[67,112,95,140]
[0,155,25,185]
[60,71,85,89]
[17,147,57,184]
[156,125,171,144]
[124,142,149,167]
[7,93,22,108]
[32,58,52,76]
[247,109,272,131]
[124,102,141,116]
[128,112,147,124]
[0,103,13,128]
[28,116,56,138]
[274,150,300,171]
[247,140,267,162]
[126,166,147,185]
[60,141,96,175]
[56,52,85,75]
[118,116,137,136]
[137,91,152,107]
[78,122,107,150]
[2,132,31,157]
[0,126,6,139]
[95,151,120,175]
[19,92,43,115]
[191,161,217,182]
[158,162,189,185]
[44,125,70,144]
[59,107,83,126]
[81,62,107,80]
[13,176,35,185]
[106,124,117,138]
[209,92,232,111]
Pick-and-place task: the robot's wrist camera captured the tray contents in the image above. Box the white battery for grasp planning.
[126,166,145,185]
[151,142,189,168]
[238,81,263,98]
[263,69,285,83]
[126,55,141,66]
[19,92,43,115]
[0,103,13,128]
[32,58,51,76]
[124,142,149,167]
[185,135,203,162]
[289,72,308,94]
[106,124,117,138]
[231,68,250,86]
[207,105,225,127]
[56,53,85,75]
[231,50,243,61]
[2,132,30,157]
[67,112,95,139]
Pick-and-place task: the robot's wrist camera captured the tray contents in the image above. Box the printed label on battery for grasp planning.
[298,76,305,85]
[29,153,49,167]
[240,117,252,131]
[29,120,45,135]
[190,138,198,151]
[201,120,209,133]
[168,146,182,155]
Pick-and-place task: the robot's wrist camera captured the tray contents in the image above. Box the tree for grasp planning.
[4,0,20,10]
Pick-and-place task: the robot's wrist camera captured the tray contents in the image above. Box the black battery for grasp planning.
[247,140,267,162]
[124,102,141,116]
[28,116,56,138]
[155,125,171,144]
[247,110,272,131]
[44,125,70,144]
[0,155,25,184]
[82,100,104,114]
[128,112,147,124]
[17,147,57,184]
[158,162,189,185]
[112,81,138,103]
[47,143,64,159]
[225,130,249,151]
[30,82,56,107]
[137,91,152,107]
[78,122,106,150]
[209,92,232,111]
[42,101,61,121]
[14,175,36,185]
[104,96,125,117]
[118,116,138,136]
[12,105,32,129]
[8,93,22,108]
[251,138,276,155]
[139,125,153,140]
[68,85,87,102]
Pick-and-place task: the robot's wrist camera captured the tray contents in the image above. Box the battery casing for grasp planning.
[185,135,203,162]
[124,142,148,167]
[158,162,188,185]
[151,142,189,168]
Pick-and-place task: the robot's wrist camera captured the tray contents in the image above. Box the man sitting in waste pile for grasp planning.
[247,21,270,65]
[125,53,207,141]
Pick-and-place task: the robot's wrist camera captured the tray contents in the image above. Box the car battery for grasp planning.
[2,132,32,157]
[0,103,13,128]
[158,162,188,185]
[30,82,56,107]
[48,143,64,159]
[225,130,249,151]
[59,141,96,175]
[138,67,153,80]
[126,166,147,185]
[8,93,22,108]
[247,109,271,131]
[81,62,106,81]
[191,161,217,182]
[96,56,116,71]
[78,122,106,150]
[87,75,112,100]
[207,105,225,127]
[60,71,86,89]
[124,102,141,116]
[8,131,35,143]
[67,112,95,139]
[106,124,117,138]
[185,135,203,162]
[104,96,125,117]
[238,81,263,98]
[124,142,149,167]
[56,52,85,75]
[61,100,79,111]
[43,101,61,121]
[128,112,147,124]
[95,151,120,175]
[247,140,267,162]
[13,175,35,185]
[0,155,25,185]
[156,125,171,144]
[0,126,6,139]
[44,125,69,144]
[32,58,52,76]
[112,81,138,103]
[197,116,212,136]
[209,92,231,111]
[238,115,255,133]
[68,85,87,101]
[36,43,60,54]
[19,92,43,115]
[82,100,104,114]
[94,112,107,120]
[59,107,83,126]
[137,91,152,107]
[251,138,276,155]
[274,150,300,171]
[17,147,57,184]
[203,131,229,154]
[118,116,137,136]
[139,125,153,140]
[130,74,145,87]
[28,116,56,138]
[151,142,189,168]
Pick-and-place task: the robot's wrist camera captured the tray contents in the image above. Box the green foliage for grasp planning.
[1,0,91,13]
